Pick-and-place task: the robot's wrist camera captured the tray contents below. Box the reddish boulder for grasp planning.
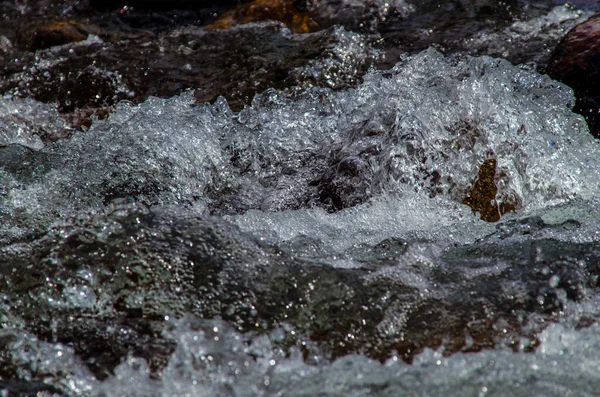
[547,13,600,138]
[205,0,319,33]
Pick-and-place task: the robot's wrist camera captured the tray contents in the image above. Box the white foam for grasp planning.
[0,96,62,149]
[79,315,600,397]
[226,49,600,259]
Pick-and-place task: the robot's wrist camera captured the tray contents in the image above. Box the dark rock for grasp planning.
[547,12,600,138]
[16,21,98,50]
[317,153,373,211]
[306,0,413,32]
[205,0,415,34]
[1,23,372,116]
[0,145,57,184]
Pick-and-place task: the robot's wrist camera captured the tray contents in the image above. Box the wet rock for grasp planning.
[16,21,98,50]
[493,216,582,241]
[0,378,64,397]
[0,205,274,377]
[547,12,600,138]
[464,5,590,69]
[205,0,414,34]
[96,5,229,33]
[348,237,409,266]
[0,37,133,113]
[463,158,517,222]
[317,142,374,211]
[0,0,579,118]
[206,0,319,33]
[1,23,372,114]
[0,145,57,184]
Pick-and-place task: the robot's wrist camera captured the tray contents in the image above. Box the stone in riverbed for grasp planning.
[205,0,319,33]
[463,158,518,223]
[2,204,598,381]
[15,21,98,51]
[1,21,372,115]
[205,0,414,34]
[546,12,600,138]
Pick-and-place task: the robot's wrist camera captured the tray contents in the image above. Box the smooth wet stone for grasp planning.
[547,12,600,138]
[463,158,518,222]
[16,21,98,50]
[206,0,319,33]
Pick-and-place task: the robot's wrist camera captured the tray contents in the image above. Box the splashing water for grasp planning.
[2,46,600,396]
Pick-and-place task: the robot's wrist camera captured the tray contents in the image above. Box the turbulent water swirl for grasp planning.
[1,27,600,397]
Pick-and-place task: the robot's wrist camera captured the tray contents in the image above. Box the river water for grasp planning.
[1,1,600,396]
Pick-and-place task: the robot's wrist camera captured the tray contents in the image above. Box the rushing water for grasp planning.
[1,1,600,396]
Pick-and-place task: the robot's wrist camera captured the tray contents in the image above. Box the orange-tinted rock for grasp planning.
[463,158,517,222]
[17,21,96,51]
[205,0,319,33]
[547,13,600,138]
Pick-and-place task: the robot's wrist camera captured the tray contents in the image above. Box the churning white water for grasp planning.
[1,14,600,396]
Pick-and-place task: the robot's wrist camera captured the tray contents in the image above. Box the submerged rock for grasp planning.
[2,203,600,388]
[88,0,239,11]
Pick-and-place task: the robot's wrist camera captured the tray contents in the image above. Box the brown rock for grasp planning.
[205,0,319,33]
[547,13,600,138]
[16,21,97,51]
[63,107,113,132]
[463,158,517,222]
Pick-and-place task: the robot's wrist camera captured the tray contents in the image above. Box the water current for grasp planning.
[1,1,600,396]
